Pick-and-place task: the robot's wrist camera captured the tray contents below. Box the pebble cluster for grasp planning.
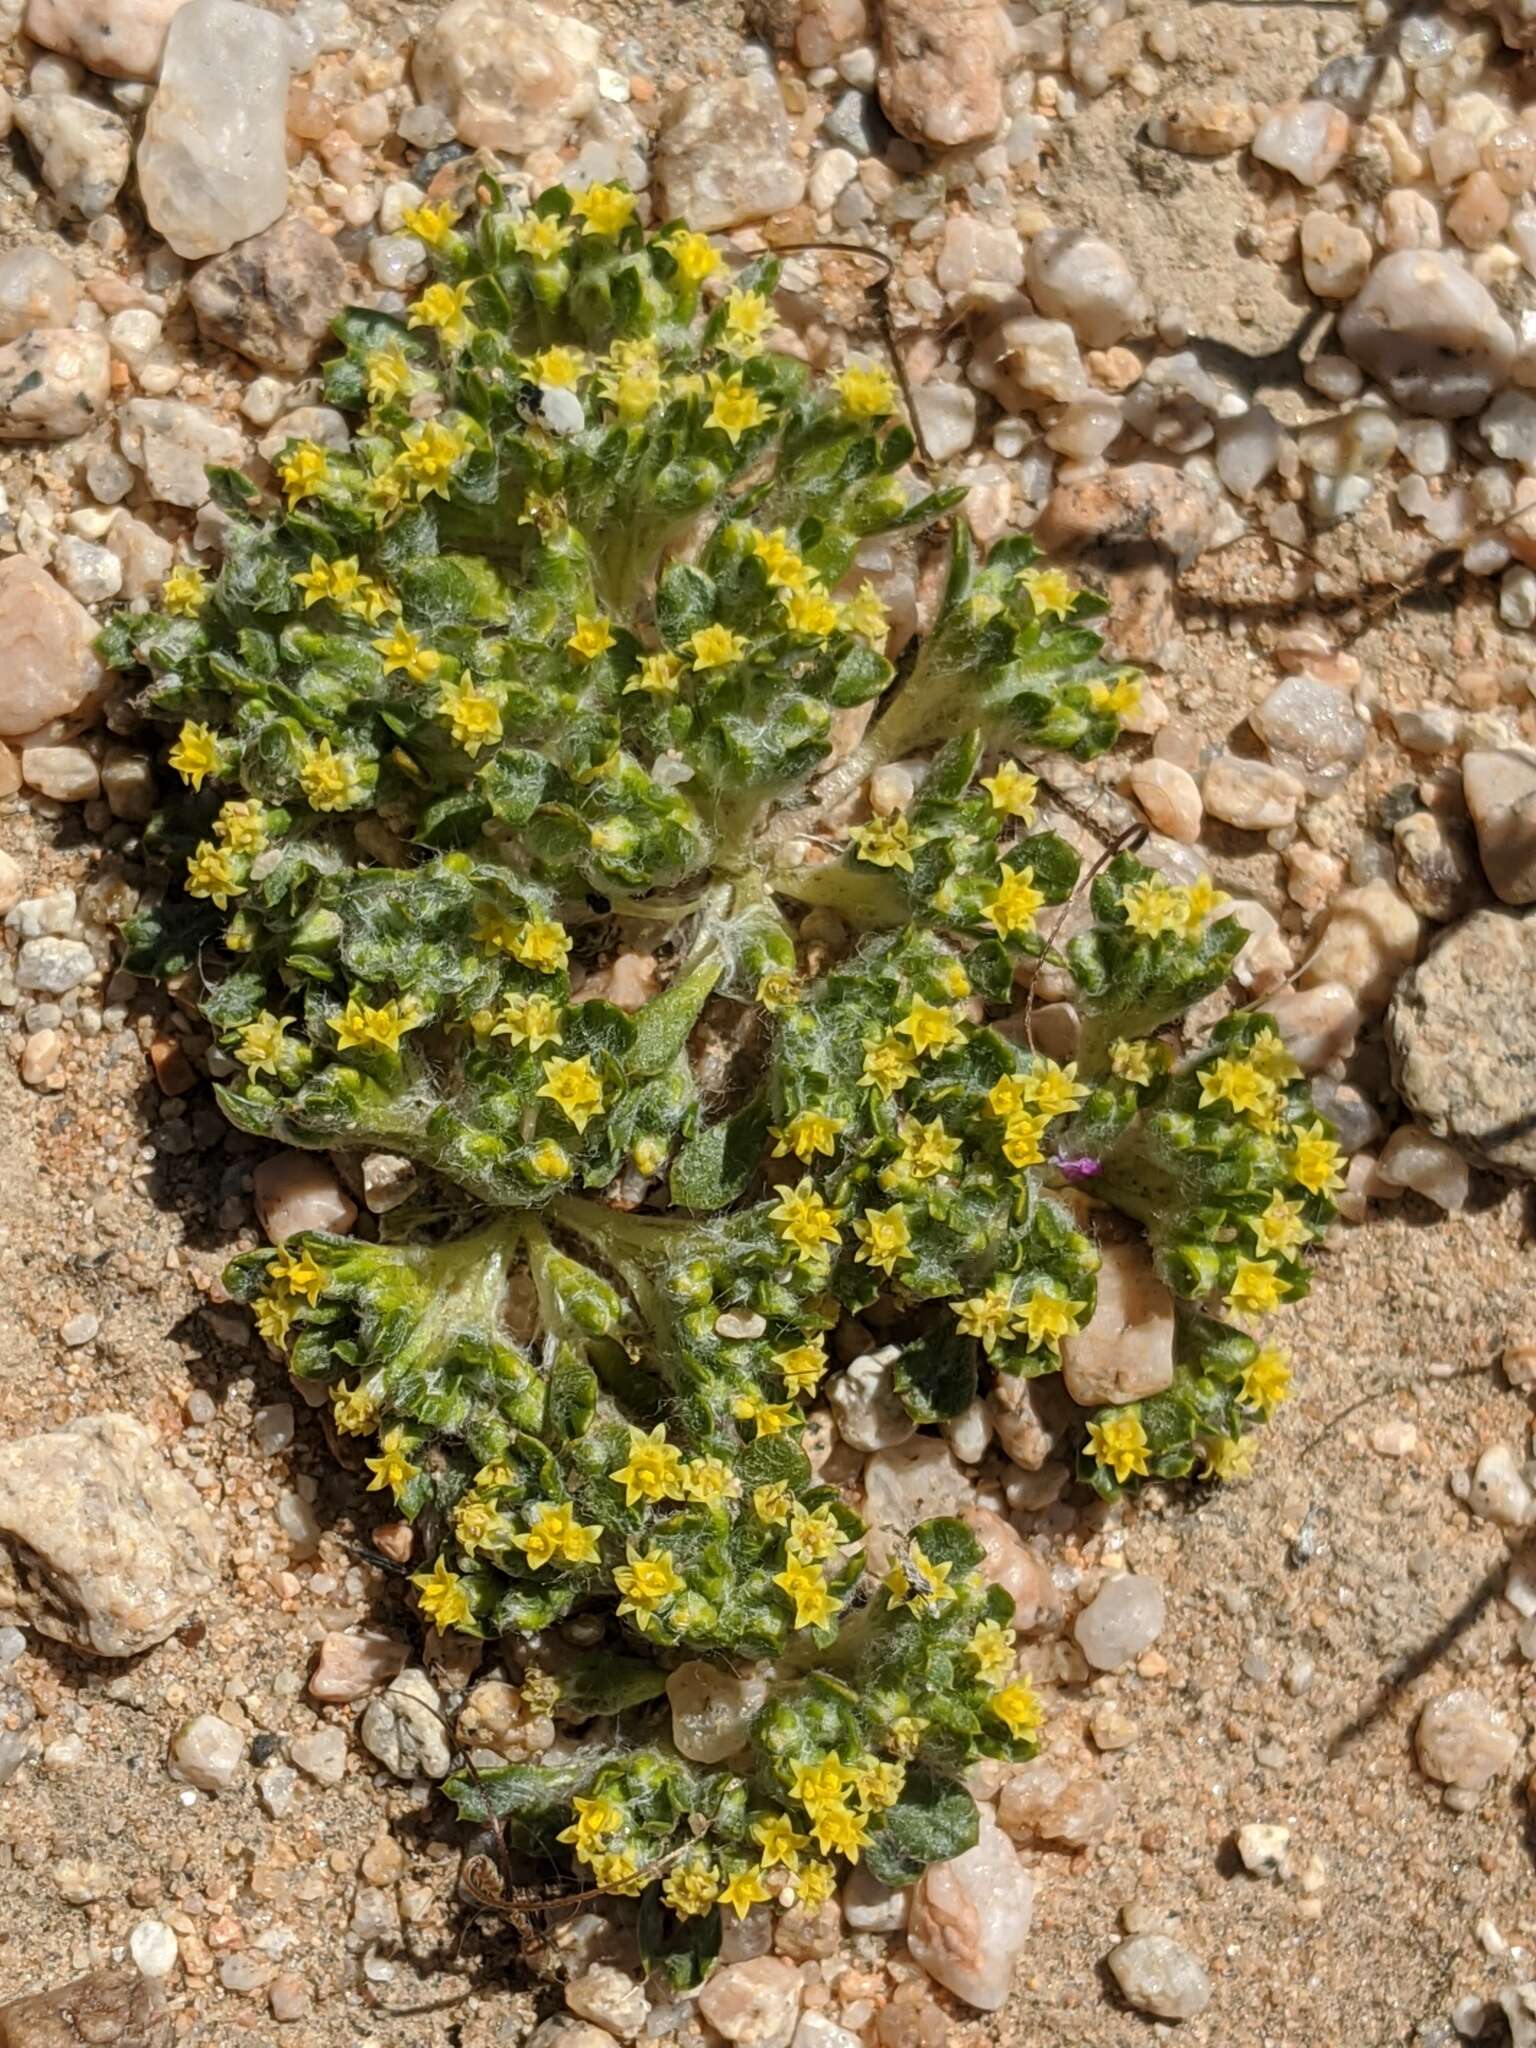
[0,0,1534,2038]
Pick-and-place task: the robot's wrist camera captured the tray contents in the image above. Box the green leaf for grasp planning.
[638,1887,721,1990]
[554,1649,669,1718]
[891,1327,978,1424]
[864,1767,979,1887]
[670,1097,771,1211]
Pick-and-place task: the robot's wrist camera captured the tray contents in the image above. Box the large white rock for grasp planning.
[14,94,131,219]
[413,0,600,154]
[1340,251,1515,418]
[25,0,191,78]
[117,398,246,508]
[137,0,290,260]
[908,1805,1034,2011]
[0,557,113,739]
[655,68,808,231]
[666,1660,768,1763]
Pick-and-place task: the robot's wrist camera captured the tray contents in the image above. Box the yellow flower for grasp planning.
[732,1392,798,1439]
[719,1864,773,1918]
[512,1503,603,1569]
[1181,874,1230,933]
[1091,673,1142,718]
[364,342,414,405]
[364,1426,419,1495]
[609,362,663,421]
[235,1010,291,1076]
[331,1380,378,1435]
[752,1812,808,1872]
[884,1540,957,1615]
[275,440,330,505]
[984,864,1046,939]
[1201,1434,1257,1482]
[769,1179,842,1259]
[397,417,470,497]
[292,553,362,609]
[1019,1058,1090,1119]
[1290,1121,1343,1196]
[886,1715,927,1760]
[753,1480,793,1526]
[687,623,746,670]
[408,279,476,349]
[954,1285,1019,1354]
[512,213,574,260]
[772,1109,846,1163]
[860,1032,918,1099]
[567,613,615,660]
[373,625,442,683]
[536,1053,603,1133]
[782,587,840,637]
[1249,1193,1309,1258]
[169,720,222,789]
[558,1793,622,1858]
[486,992,563,1050]
[530,344,588,390]
[624,650,683,696]
[775,1341,827,1399]
[664,226,719,284]
[1018,565,1077,620]
[706,372,772,444]
[793,1859,838,1910]
[979,759,1039,820]
[270,1245,327,1306]
[1109,1038,1159,1086]
[774,1557,838,1630]
[757,968,799,1012]
[681,1456,740,1507]
[440,678,503,754]
[986,1073,1029,1119]
[839,579,889,643]
[252,1293,296,1348]
[503,916,571,973]
[836,360,897,417]
[894,999,965,1058]
[807,1803,871,1862]
[298,738,365,812]
[896,1115,961,1181]
[664,1860,722,1918]
[1227,1258,1286,1318]
[529,1140,572,1180]
[333,995,419,1056]
[786,1503,842,1563]
[849,815,920,873]
[401,199,458,246]
[412,1556,475,1631]
[990,1679,1044,1741]
[185,841,243,909]
[1001,1110,1051,1170]
[1121,877,1186,938]
[1087,1409,1149,1483]
[573,183,636,236]
[612,1542,684,1619]
[1019,1287,1086,1349]
[853,1205,912,1277]
[212,799,267,856]
[161,562,208,616]
[610,1425,686,1507]
[850,1757,905,1812]
[1249,1025,1301,1085]
[452,1495,506,1556]
[1199,1056,1276,1121]
[722,287,773,351]
[968,1618,1016,1688]
[1241,1344,1292,1415]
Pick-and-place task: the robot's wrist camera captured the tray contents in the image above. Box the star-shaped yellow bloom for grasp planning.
[980,759,1039,820]
[411,1556,475,1631]
[769,1179,842,1259]
[609,1425,685,1508]
[1087,1410,1150,1483]
[537,1053,605,1132]
[852,1204,912,1277]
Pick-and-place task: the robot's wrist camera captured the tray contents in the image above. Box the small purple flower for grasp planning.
[1054,1154,1101,1181]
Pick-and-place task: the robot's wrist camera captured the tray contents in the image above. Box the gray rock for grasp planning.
[1462,748,1536,905]
[188,216,348,376]
[1393,810,1484,924]
[117,397,245,508]
[137,0,290,258]
[1073,1572,1165,1671]
[1389,908,1536,1178]
[0,1970,170,2048]
[0,329,110,442]
[0,1413,222,1656]
[827,1345,916,1452]
[359,1666,452,1779]
[16,938,96,994]
[0,247,77,339]
[1249,674,1366,792]
[288,1723,347,1785]
[412,0,599,154]
[1107,1934,1212,2021]
[1340,251,1515,418]
[822,87,886,157]
[666,1659,769,1764]
[14,93,131,217]
[1025,227,1145,348]
[655,69,807,231]
[168,1711,244,1791]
